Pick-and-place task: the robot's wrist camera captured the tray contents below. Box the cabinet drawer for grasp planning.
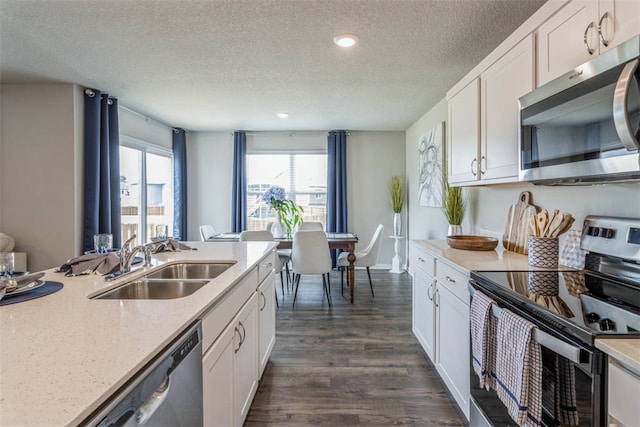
[258,252,276,285]
[608,361,640,427]
[202,269,258,352]
[436,260,470,306]
[410,244,435,276]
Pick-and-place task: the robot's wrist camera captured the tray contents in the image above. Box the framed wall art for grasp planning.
[417,121,445,207]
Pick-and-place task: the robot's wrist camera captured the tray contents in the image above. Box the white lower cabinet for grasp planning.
[203,293,259,427]
[201,250,277,427]
[258,271,276,377]
[410,242,470,420]
[608,360,640,427]
[435,283,470,419]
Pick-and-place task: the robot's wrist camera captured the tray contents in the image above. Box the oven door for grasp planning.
[469,282,605,427]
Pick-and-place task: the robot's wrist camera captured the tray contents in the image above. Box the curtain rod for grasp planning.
[119,104,179,131]
[229,131,351,136]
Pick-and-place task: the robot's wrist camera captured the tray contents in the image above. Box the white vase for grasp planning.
[271,217,285,238]
[393,213,402,236]
[447,224,463,236]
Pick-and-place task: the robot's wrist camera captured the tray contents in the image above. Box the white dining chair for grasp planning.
[199,225,216,241]
[337,224,384,297]
[239,230,288,304]
[297,221,324,231]
[290,230,332,307]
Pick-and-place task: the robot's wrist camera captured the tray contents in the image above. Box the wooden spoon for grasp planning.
[536,210,548,237]
[546,211,564,238]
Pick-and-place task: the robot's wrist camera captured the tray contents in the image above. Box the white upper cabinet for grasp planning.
[448,35,534,185]
[538,0,640,85]
[448,78,480,184]
[481,35,535,181]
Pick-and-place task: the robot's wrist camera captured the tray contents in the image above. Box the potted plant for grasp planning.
[390,176,404,236]
[441,171,467,236]
[262,186,304,238]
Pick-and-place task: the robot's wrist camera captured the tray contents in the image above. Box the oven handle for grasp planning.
[468,283,582,364]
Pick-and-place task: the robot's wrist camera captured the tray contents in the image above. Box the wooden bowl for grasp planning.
[446,235,498,251]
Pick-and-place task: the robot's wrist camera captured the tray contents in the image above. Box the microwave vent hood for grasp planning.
[519,35,640,186]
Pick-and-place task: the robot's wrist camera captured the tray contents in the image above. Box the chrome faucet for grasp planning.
[109,235,152,274]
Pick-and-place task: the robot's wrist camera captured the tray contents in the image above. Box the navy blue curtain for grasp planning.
[327,130,348,266]
[82,89,121,253]
[231,131,247,232]
[173,128,187,239]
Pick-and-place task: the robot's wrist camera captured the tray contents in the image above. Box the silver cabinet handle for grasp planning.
[238,320,246,345]
[260,291,266,311]
[427,282,433,301]
[598,12,609,47]
[418,257,425,263]
[434,289,440,307]
[445,275,456,283]
[234,326,242,353]
[480,155,486,175]
[613,59,640,150]
[583,22,595,55]
[471,158,477,176]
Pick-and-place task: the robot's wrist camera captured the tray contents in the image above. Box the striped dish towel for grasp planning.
[470,290,496,390]
[556,356,579,425]
[495,309,542,427]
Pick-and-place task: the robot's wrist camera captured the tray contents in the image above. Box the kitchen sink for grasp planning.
[93,279,211,300]
[144,262,236,280]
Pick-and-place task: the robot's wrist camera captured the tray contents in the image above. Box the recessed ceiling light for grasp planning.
[333,33,359,47]
[276,112,289,119]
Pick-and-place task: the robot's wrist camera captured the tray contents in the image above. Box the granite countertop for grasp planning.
[0,241,276,426]
[411,239,640,373]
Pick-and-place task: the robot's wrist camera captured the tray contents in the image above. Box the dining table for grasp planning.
[208,232,360,303]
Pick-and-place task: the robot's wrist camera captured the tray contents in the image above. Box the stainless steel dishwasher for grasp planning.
[86,322,203,426]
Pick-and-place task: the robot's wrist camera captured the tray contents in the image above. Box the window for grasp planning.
[120,136,174,246]
[246,153,327,231]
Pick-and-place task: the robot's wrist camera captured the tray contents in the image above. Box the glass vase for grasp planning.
[393,213,402,236]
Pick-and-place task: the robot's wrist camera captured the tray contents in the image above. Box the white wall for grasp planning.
[0,83,83,271]
[406,98,640,253]
[405,98,452,241]
[186,131,233,241]
[186,130,406,267]
[119,107,173,149]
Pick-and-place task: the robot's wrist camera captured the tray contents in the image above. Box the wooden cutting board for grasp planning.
[502,191,538,254]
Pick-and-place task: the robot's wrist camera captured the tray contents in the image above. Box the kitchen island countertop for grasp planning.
[0,241,276,426]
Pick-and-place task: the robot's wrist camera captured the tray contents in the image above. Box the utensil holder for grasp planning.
[528,236,559,268]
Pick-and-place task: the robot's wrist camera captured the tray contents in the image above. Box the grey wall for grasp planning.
[405,98,640,257]
[0,83,83,271]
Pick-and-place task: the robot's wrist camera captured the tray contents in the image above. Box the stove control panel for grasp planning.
[581,216,640,262]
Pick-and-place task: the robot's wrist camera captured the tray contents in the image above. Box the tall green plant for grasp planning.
[441,169,467,225]
[390,176,404,213]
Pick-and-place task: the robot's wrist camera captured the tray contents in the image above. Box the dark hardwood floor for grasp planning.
[245,269,466,426]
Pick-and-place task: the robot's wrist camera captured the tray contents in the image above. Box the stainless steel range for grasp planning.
[469,216,640,427]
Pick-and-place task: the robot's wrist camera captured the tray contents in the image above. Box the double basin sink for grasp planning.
[93,262,236,300]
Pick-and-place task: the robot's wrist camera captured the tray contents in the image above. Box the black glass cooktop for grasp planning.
[471,269,640,345]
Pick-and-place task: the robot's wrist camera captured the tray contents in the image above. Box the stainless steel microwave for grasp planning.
[519,35,640,185]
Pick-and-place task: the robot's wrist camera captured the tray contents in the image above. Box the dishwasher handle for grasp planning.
[134,377,171,425]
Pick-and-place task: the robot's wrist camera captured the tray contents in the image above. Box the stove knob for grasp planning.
[585,312,600,323]
[599,318,616,331]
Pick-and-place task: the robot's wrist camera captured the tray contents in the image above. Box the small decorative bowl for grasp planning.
[446,235,498,251]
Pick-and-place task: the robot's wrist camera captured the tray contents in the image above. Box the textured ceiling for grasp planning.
[0,0,546,132]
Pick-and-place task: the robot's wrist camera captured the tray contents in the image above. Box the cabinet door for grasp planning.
[538,0,600,85]
[481,35,534,181]
[448,78,480,184]
[234,293,259,426]
[412,269,436,362]
[599,0,640,54]
[202,321,235,427]
[258,271,276,378]
[435,285,470,420]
